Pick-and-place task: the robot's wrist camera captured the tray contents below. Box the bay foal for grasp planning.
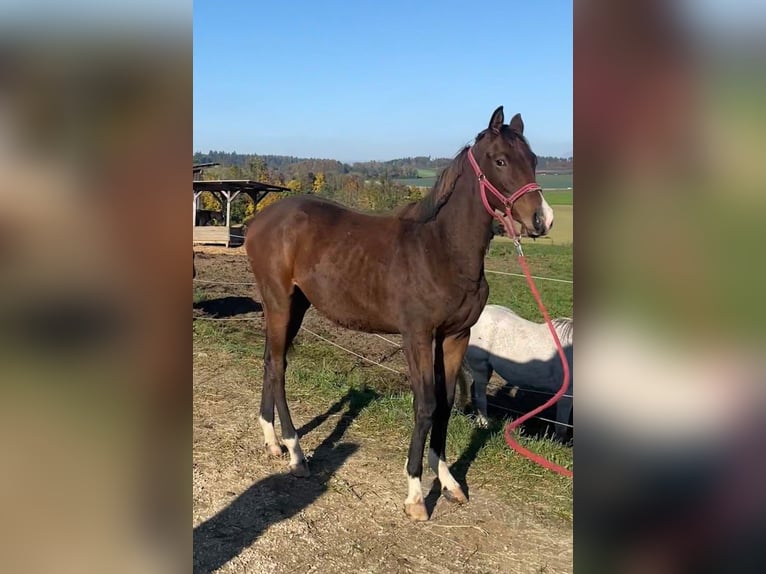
[245,106,553,520]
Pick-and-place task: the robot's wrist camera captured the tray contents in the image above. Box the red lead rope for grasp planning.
[466,148,573,478]
[504,254,573,478]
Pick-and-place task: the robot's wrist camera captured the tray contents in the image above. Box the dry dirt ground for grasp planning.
[193,246,572,574]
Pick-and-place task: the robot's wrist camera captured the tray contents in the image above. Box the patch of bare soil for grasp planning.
[193,247,572,573]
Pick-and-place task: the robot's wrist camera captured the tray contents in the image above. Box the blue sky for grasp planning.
[194,1,572,161]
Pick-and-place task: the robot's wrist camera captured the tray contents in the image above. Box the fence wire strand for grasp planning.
[193,258,573,432]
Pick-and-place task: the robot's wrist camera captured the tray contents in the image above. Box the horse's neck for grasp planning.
[433,169,493,277]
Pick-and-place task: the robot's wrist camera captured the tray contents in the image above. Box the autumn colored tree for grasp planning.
[199,191,221,213]
[256,192,282,212]
[312,172,326,194]
[286,179,303,193]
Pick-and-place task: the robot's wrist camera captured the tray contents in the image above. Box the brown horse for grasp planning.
[245,106,553,521]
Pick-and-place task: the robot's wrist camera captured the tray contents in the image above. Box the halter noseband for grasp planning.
[466,147,542,242]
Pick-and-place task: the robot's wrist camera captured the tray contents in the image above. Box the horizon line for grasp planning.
[192,149,574,163]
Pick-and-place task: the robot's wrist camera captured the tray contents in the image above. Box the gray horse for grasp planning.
[458,305,573,440]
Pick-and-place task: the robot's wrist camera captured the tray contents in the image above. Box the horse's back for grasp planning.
[247,196,372,261]
[468,305,535,351]
[467,304,566,383]
[244,194,408,331]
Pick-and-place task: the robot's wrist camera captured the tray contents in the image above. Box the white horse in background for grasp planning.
[458,305,573,440]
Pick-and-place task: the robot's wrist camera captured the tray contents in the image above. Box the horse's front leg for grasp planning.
[429,331,469,503]
[402,332,436,521]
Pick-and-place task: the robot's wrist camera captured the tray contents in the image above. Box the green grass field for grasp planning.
[194,316,573,520]
[544,189,573,205]
[485,241,573,321]
[193,237,573,521]
[394,176,437,187]
[537,173,573,190]
[493,204,572,245]
[395,172,573,192]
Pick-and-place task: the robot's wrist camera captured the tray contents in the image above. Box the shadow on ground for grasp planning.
[193,387,377,574]
[193,296,262,318]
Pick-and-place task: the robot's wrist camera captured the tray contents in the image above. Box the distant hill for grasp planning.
[193,151,572,181]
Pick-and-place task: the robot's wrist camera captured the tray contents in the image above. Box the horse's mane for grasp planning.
[552,318,573,347]
[396,126,534,223]
[396,147,469,223]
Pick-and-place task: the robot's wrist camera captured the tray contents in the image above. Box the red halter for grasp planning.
[465,147,542,240]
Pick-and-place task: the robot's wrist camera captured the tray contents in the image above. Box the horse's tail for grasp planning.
[552,318,573,347]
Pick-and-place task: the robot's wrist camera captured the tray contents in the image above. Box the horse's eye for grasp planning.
[495,159,506,167]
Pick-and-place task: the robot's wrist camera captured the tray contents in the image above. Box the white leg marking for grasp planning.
[428,448,460,492]
[405,474,423,504]
[283,436,305,467]
[540,192,555,230]
[259,416,280,449]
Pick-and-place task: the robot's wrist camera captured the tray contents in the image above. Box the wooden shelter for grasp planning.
[193,163,291,246]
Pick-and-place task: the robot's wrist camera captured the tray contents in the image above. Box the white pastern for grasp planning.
[428,448,460,491]
[475,413,489,429]
[406,474,423,504]
[259,415,280,449]
[283,436,305,466]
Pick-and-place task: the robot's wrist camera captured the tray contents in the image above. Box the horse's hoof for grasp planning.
[289,459,310,478]
[442,486,468,504]
[404,501,429,522]
[266,443,283,457]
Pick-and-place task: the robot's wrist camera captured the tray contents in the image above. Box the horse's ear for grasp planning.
[488,106,504,133]
[509,113,524,135]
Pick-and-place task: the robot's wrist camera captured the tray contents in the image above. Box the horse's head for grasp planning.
[470,106,554,237]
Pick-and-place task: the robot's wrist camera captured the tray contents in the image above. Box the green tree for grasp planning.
[248,157,270,183]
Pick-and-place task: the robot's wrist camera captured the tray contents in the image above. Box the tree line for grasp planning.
[193,150,572,226]
[194,156,425,223]
[193,151,572,182]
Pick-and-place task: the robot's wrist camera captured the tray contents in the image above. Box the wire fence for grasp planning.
[193,271,572,287]
[194,225,573,434]
[194,299,572,431]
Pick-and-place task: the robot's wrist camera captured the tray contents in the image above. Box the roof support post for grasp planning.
[222,190,232,247]
[193,191,203,227]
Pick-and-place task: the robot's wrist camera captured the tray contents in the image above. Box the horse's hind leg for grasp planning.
[429,332,469,504]
[259,333,283,457]
[261,287,311,476]
[555,396,573,443]
[471,360,493,429]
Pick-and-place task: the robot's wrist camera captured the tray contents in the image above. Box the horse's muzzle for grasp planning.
[532,208,550,237]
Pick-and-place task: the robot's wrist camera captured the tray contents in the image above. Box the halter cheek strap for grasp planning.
[466,147,542,242]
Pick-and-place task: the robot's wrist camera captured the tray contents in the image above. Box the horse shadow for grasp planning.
[193,296,262,318]
[193,387,377,574]
[425,350,573,509]
[424,422,501,511]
